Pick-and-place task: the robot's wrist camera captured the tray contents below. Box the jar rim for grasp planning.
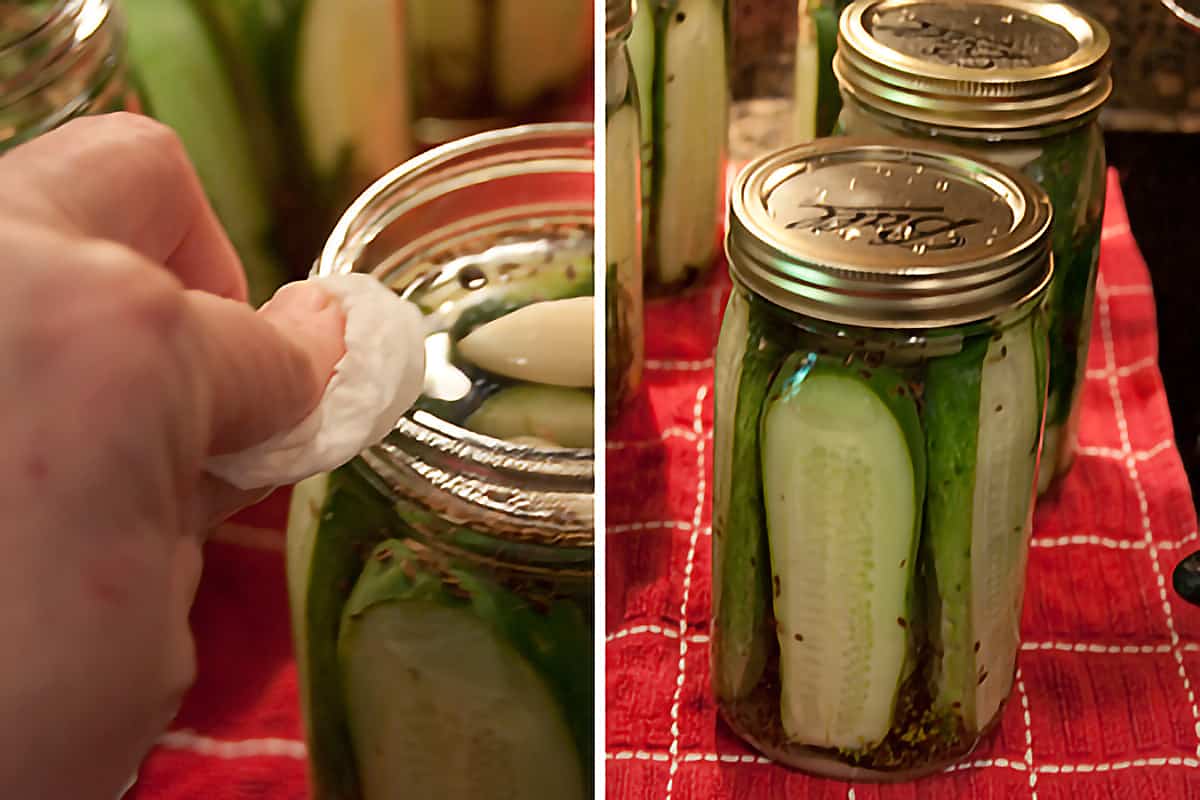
[316,123,596,548]
[835,0,1112,133]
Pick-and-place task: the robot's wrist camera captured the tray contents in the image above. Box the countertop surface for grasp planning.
[1107,132,1200,500]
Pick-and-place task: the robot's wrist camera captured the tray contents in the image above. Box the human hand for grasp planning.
[0,113,345,799]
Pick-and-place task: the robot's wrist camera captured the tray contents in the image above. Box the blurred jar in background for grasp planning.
[606,0,644,412]
[628,0,728,294]
[729,0,850,162]
[0,0,138,151]
[406,0,593,147]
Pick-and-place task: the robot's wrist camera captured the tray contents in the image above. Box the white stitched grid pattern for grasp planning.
[1017,668,1039,799]
[607,750,1200,775]
[157,731,306,760]
[1097,278,1200,755]
[664,386,710,800]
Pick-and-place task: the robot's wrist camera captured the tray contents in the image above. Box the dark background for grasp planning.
[1107,133,1200,500]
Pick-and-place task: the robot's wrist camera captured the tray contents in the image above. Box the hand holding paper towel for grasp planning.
[205,273,427,490]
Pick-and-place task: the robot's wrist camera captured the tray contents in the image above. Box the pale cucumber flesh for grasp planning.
[465,385,593,448]
[340,602,586,799]
[646,0,727,288]
[761,362,919,749]
[456,297,594,388]
[296,0,410,184]
[970,323,1041,725]
[924,321,1041,731]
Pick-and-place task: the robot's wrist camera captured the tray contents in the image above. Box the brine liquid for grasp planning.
[394,221,594,431]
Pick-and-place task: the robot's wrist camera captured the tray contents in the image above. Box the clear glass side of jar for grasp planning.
[711,278,1049,780]
[835,96,1106,495]
[629,0,729,295]
[0,0,138,151]
[729,0,849,161]
[296,124,595,799]
[606,24,644,413]
[405,0,593,148]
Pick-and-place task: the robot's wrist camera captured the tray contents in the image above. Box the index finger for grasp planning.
[0,113,248,301]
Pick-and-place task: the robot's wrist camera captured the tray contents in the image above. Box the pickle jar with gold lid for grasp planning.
[0,0,138,151]
[288,123,594,799]
[832,0,1111,493]
[712,138,1053,779]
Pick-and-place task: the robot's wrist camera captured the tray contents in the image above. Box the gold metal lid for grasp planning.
[607,0,633,39]
[835,0,1112,133]
[726,138,1053,329]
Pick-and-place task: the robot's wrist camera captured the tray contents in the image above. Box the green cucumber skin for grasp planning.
[922,337,988,727]
[286,467,399,800]
[924,319,1044,730]
[711,300,786,702]
[464,384,594,448]
[810,1,843,138]
[124,0,286,306]
[341,541,591,795]
[759,354,925,748]
[450,569,594,788]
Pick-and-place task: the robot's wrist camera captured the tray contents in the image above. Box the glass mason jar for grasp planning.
[405,0,593,148]
[288,124,594,799]
[832,0,1111,495]
[627,0,729,294]
[729,0,851,161]
[606,0,644,411]
[0,0,138,152]
[712,139,1053,779]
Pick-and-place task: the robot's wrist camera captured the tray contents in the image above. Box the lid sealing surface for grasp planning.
[727,138,1053,329]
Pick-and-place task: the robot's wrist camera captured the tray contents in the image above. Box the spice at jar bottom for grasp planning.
[712,139,1053,780]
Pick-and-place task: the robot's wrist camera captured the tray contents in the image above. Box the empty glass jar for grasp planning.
[713,139,1053,779]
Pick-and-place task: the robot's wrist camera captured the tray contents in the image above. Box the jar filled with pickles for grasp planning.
[288,123,594,799]
[628,0,728,293]
[0,0,138,152]
[606,0,644,412]
[712,139,1053,778]
[832,0,1111,493]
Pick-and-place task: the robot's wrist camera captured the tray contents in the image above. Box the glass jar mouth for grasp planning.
[316,123,595,546]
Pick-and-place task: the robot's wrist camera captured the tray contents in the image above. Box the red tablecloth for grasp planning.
[605,170,1200,799]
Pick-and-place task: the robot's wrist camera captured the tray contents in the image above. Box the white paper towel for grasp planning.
[204,273,426,490]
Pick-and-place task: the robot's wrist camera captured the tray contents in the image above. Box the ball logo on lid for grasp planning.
[784,203,981,251]
[866,3,1078,70]
[760,154,1013,261]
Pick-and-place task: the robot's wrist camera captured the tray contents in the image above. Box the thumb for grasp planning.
[187,282,347,458]
[184,283,347,531]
